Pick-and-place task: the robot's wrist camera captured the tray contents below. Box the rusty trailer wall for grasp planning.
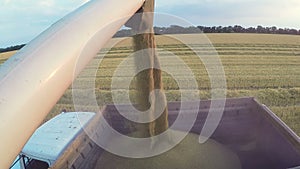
[101,97,300,169]
[51,97,300,169]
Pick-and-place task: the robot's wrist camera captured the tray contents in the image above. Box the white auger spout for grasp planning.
[0,0,145,168]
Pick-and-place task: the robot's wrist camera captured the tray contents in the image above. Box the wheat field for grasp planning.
[1,33,299,135]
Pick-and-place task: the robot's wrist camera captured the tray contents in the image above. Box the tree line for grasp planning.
[197,25,300,35]
[1,25,299,53]
[114,25,300,37]
[0,44,25,53]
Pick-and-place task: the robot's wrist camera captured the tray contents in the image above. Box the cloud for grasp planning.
[156,0,201,7]
[0,0,88,47]
[4,0,10,4]
[156,0,300,29]
[39,0,55,7]
[0,0,299,47]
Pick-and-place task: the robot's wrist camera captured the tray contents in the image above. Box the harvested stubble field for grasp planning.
[1,33,299,135]
[0,51,17,65]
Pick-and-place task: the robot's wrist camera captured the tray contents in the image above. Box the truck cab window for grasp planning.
[25,158,49,169]
[10,155,49,169]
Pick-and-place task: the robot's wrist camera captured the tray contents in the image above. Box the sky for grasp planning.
[0,0,300,47]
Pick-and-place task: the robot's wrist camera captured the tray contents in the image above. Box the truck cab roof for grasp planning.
[17,112,95,167]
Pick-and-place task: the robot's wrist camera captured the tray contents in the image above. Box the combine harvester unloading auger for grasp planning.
[0,0,299,169]
[0,0,144,168]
